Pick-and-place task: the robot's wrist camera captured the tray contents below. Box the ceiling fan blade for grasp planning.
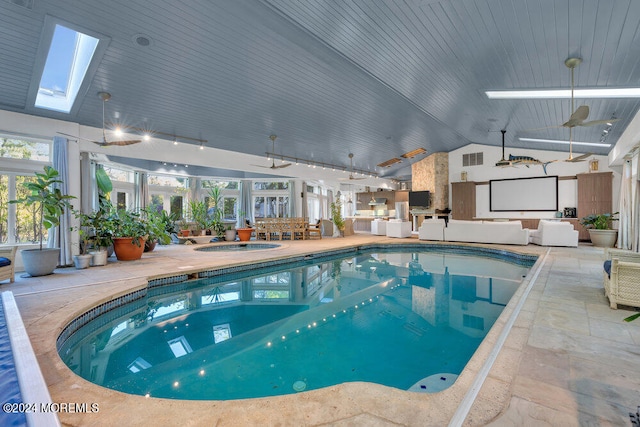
[566,152,593,162]
[577,118,620,127]
[562,105,590,127]
[95,139,142,147]
[272,162,292,169]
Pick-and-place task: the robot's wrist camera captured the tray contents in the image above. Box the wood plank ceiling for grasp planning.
[1,0,639,179]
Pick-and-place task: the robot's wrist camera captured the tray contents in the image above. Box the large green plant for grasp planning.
[142,207,173,245]
[188,199,208,233]
[330,199,345,231]
[580,212,618,230]
[207,186,225,237]
[112,209,147,247]
[10,165,75,250]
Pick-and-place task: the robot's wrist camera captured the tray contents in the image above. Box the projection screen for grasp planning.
[489,176,558,211]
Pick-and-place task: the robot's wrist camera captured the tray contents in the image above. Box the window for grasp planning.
[202,180,238,190]
[254,181,288,190]
[148,173,189,215]
[171,196,184,219]
[254,196,289,218]
[223,197,237,220]
[0,136,53,244]
[31,17,108,114]
[0,137,51,162]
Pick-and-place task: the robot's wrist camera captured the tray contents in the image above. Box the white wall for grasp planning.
[449,144,621,219]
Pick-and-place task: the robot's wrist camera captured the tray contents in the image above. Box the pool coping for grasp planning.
[1,291,60,427]
[11,237,549,426]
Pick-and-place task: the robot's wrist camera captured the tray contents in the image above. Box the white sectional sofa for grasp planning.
[418,218,445,241]
[529,219,579,247]
[443,219,529,245]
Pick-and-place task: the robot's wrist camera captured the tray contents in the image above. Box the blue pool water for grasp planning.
[58,246,535,400]
[0,299,27,427]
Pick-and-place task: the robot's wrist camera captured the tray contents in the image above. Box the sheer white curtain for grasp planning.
[134,171,149,211]
[301,181,308,221]
[238,180,253,227]
[288,180,296,217]
[633,150,640,251]
[617,160,633,250]
[47,136,73,266]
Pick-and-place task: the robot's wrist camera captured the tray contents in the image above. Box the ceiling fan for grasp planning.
[526,58,619,162]
[251,135,291,169]
[339,153,366,180]
[58,92,142,147]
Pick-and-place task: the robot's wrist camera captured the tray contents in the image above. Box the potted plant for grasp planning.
[10,165,75,276]
[111,209,147,261]
[236,211,253,241]
[224,223,236,241]
[580,212,619,247]
[189,199,208,236]
[178,218,190,237]
[330,199,345,237]
[89,167,115,265]
[70,210,93,269]
[142,208,173,252]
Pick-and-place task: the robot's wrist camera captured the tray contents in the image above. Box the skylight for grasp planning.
[35,24,99,113]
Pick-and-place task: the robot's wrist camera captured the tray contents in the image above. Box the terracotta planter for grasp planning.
[113,237,146,261]
[144,239,157,252]
[236,228,253,241]
[180,229,190,237]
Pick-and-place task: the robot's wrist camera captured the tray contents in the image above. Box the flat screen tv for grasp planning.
[409,191,430,208]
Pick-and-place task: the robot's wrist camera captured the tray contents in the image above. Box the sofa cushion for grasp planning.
[604,260,611,278]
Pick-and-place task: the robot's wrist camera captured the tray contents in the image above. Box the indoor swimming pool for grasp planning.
[57,246,536,400]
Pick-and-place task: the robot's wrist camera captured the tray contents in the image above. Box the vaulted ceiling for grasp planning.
[1,0,640,179]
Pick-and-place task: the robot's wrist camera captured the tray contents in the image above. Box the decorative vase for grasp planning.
[237,228,253,241]
[90,249,108,266]
[73,254,92,269]
[588,229,618,248]
[113,237,146,261]
[21,248,60,277]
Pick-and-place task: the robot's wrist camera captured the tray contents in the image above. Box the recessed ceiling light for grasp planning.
[519,137,611,147]
[486,88,640,99]
[132,33,154,47]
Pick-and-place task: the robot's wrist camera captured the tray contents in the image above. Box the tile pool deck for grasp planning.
[1,234,639,426]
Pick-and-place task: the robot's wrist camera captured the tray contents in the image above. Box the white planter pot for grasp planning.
[90,249,109,266]
[225,229,237,241]
[21,248,60,277]
[588,229,618,248]
[73,254,92,269]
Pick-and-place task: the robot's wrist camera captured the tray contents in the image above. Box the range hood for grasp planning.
[368,197,387,206]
